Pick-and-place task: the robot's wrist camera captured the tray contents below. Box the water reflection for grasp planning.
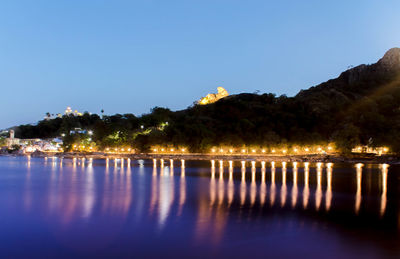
[315,163,323,211]
[14,157,397,253]
[326,163,333,211]
[355,163,363,214]
[292,162,298,208]
[380,164,388,217]
[281,162,287,207]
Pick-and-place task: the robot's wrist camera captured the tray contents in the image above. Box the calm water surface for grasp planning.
[0,156,399,258]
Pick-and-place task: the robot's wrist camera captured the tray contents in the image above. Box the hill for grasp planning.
[13,48,400,153]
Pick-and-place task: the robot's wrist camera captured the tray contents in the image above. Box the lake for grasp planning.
[0,156,399,258]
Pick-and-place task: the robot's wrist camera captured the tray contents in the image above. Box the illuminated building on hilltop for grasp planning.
[198,87,229,105]
[65,106,83,116]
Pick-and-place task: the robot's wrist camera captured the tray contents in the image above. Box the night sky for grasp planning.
[1,0,399,128]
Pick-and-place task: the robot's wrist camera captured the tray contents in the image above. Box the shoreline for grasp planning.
[2,151,398,164]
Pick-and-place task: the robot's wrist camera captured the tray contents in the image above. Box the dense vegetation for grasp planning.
[13,48,400,153]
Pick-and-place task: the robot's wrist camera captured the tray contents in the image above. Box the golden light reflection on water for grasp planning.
[250,161,257,206]
[280,162,287,207]
[303,162,309,209]
[326,163,333,211]
[380,164,388,217]
[270,164,276,206]
[315,163,323,211]
[292,163,298,208]
[240,161,246,206]
[355,163,363,214]
[228,161,234,207]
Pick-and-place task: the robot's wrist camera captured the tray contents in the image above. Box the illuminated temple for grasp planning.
[198,87,229,105]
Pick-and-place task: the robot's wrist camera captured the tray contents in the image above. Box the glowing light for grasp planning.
[219,149,224,153]
[317,147,322,152]
[271,149,276,153]
[327,146,332,151]
[262,149,266,153]
[252,149,256,153]
[170,148,174,152]
[282,149,287,154]
[128,148,131,152]
[121,148,125,152]
[212,148,216,153]
[114,148,118,151]
[161,148,165,152]
[88,130,93,135]
[293,148,298,153]
[383,147,389,152]
[305,148,309,152]
[229,149,233,153]
[242,149,246,153]
[106,148,110,151]
[181,148,185,152]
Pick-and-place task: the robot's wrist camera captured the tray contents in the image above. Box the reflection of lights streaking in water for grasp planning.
[153,159,157,168]
[270,163,276,206]
[280,164,287,207]
[355,163,363,214]
[170,160,174,176]
[181,159,185,168]
[27,155,31,169]
[178,165,186,216]
[380,164,388,217]
[240,162,246,205]
[82,157,85,168]
[181,160,185,177]
[218,171,225,206]
[303,162,309,209]
[160,159,164,168]
[315,163,323,211]
[291,164,298,208]
[241,161,246,182]
[250,161,256,206]
[325,163,333,211]
[82,163,95,219]
[158,165,174,229]
[170,159,174,169]
[210,165,216,206]
[150,164,158,214]
[228,163,234,207]
[211,161,216,179]
[260,165,266,206]
[106,158,109,169]
[219,160,224,180]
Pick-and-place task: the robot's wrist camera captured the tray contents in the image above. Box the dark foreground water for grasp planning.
[0,156,399,258]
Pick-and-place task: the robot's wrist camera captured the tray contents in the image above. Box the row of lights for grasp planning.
[211,146,333,154]
[152,148,186,153]
[105,147,134,153]
[72,145,135,153]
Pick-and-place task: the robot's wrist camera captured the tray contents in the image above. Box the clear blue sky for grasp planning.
[0,0,399,128]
